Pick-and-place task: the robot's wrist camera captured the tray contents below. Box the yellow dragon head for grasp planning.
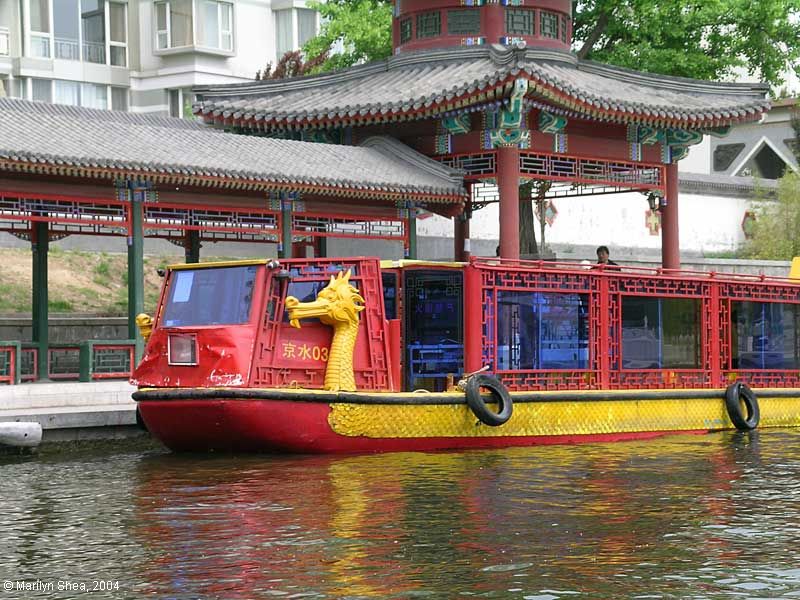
[285,270,365,329]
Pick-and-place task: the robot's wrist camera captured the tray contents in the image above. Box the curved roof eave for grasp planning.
[195,45,771,131]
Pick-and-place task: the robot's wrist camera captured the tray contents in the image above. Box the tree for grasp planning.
[744,173,800,259]
[572,0,800,89]
[302,1,800,89]
[302,0,392,73]
[256,50,328,80]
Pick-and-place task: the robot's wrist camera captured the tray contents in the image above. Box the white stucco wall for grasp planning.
[416,184,753,256]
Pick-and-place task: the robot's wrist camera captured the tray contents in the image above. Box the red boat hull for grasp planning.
[137,397,707,454]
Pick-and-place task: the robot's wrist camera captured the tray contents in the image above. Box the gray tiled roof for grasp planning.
[195,45,770,129]
[0,99,465,200]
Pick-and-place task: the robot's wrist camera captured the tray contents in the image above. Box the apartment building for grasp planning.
[0,0,317,115]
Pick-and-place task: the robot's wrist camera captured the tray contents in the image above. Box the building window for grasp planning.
[416,11,441,38]
[297,8,316,47]
[155,0,193,49]
[54,0,80,60]
[399,18,412,44]
[0,26,9,56]
[274,8,317,59]
[447,10,480,35]
[560,15,568,42]
[82,82,107,108]
[81,0,106,63]
[54,79,81,105]
[198,0,233,51]
[31,78,53,102]
[505,9,534,36]
[109,2,127,65]
[111,86,128,111]
[540,11,559,39]
[713,143,745,172]
[274,8,292,58]
[43,0,127,65]
[28,0,51,57]
[736,143,789,180]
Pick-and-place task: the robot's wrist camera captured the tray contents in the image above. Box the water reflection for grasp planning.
[2,431,800,598]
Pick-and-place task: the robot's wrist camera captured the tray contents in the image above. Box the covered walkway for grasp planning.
[0,98,466,383]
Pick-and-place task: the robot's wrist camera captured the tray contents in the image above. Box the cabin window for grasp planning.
[162,266,257,327]
[382,272,398,320]
[404,270,463,390]
[731,302,800,369]
[621,297,701,369]
[497,291,589,370]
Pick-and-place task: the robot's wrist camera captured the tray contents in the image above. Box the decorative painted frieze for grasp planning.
[435,134,453,154]
[629,142,643,162]
[461,37,486,46]
[538,110,567,134]
[442,113,471,135]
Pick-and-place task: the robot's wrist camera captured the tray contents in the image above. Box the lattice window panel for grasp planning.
[560,14,568,42]
[722,371,800,388]
[438,152,496,176]
[416,11,441,38]
[292,213,405,240]
[400,18,412,43]
[520,152,664,190]
[541,11,559,38]
[0,193,129,234]
[448,9,480,34]
[505,8,534,35]
[144,204,279,237]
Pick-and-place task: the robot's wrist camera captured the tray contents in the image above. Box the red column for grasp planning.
[497,145,520,260]
[454,213,471,262]
[661,163,680,269]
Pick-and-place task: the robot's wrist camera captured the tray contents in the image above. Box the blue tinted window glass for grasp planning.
[497,291,588,370]
[732,301,800,369]
[621,297,700,369]
[162,266,257,327]
[382,272,397,320]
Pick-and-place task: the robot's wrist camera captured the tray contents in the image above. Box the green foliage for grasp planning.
[298,0,799,90]
[302,0,392,72]
[48,298,73,312]
[743,173,800,259]
[573,0,800,90]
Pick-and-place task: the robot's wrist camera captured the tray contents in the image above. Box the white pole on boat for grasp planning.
[0,422,43,448]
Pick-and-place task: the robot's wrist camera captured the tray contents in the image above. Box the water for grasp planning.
[2,430,800,599]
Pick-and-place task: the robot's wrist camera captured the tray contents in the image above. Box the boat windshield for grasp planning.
[161,265,258,327]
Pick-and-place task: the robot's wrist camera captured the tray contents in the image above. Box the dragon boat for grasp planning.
[132,256,800,453]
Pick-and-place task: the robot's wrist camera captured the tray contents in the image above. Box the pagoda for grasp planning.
[194,0,770,267]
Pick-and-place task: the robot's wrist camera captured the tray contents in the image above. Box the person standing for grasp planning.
[596,246,618,266]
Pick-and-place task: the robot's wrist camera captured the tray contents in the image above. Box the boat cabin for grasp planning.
[132,257,800,393]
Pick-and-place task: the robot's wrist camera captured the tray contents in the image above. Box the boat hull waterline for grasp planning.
[134,387,800,453]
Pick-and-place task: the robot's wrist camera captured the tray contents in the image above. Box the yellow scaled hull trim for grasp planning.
[328,393,800,439]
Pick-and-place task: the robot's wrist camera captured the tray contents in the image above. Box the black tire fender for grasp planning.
[465,374,513,426]
[725,382,760,431]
